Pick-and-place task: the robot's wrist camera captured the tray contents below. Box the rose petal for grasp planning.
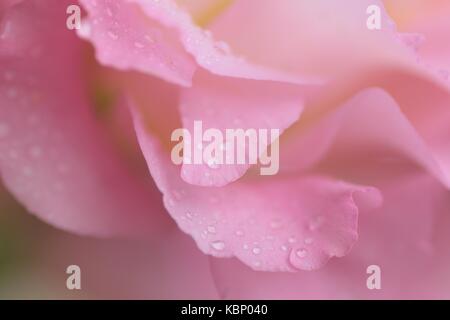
[209,0,411,78]
[281,88,450,189]
[80,0,319,86]
[0,0,170,237]
[78,0,196,87]
[132,106,382,271]
[210,171,450,299]
[179,69,304,186]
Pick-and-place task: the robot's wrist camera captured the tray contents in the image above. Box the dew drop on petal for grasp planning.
[252,247,261,255]
[270,219,282,229]
[211,241,225,251]
[134,41,145,49]
[207,225,216,234]
[107,31,119,40]
[296,248,308,258]
[309,216,325,231]
[235,230,244,237]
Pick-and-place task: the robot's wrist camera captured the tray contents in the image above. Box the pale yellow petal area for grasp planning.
[384,0,450,28]
[176,0,234,27]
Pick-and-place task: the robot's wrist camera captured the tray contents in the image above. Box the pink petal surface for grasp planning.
[210,171,450,299]
[179,70,304,186]
[79,0,318,85]
[0,0,170,237]
[78,0,196,87]
[209,0,411,78]
[281,88,450,189]
[132,106,381,271]
[41,227,219,299]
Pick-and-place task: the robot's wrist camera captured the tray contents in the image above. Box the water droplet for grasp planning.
[270,219,282,229]
[304,237,314,245]
[235,230,244,237]
[134,41,145,49]
[186,212,193,220]
[280,245,288,252]
[211,241,225,251]
[207,158,219,169]
[243,244,249,250]
[144,34,155,43]
[106,7,113,17]
[107,31,119,40]
[253,261,261,268]
[288,237,297,244]
[252,247,261,255]
[309,216,325,231]
[215,41,231,54]
[296,248,308,258]
[207,225,216,234]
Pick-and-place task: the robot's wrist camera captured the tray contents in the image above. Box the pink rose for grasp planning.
[1,0,449,299]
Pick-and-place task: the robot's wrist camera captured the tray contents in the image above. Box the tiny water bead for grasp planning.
[207,158,220,169]
[107,30,119,40]
[296,248,308,258]
[235,230,244,237]
[134,41,145,49]
[270,219,282,229]
[309,215,325,231]
[207,225,216,234]
[252,247,261,255]
[215,41,231,54]
[210,240,225,251]
[288,237,297,244]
